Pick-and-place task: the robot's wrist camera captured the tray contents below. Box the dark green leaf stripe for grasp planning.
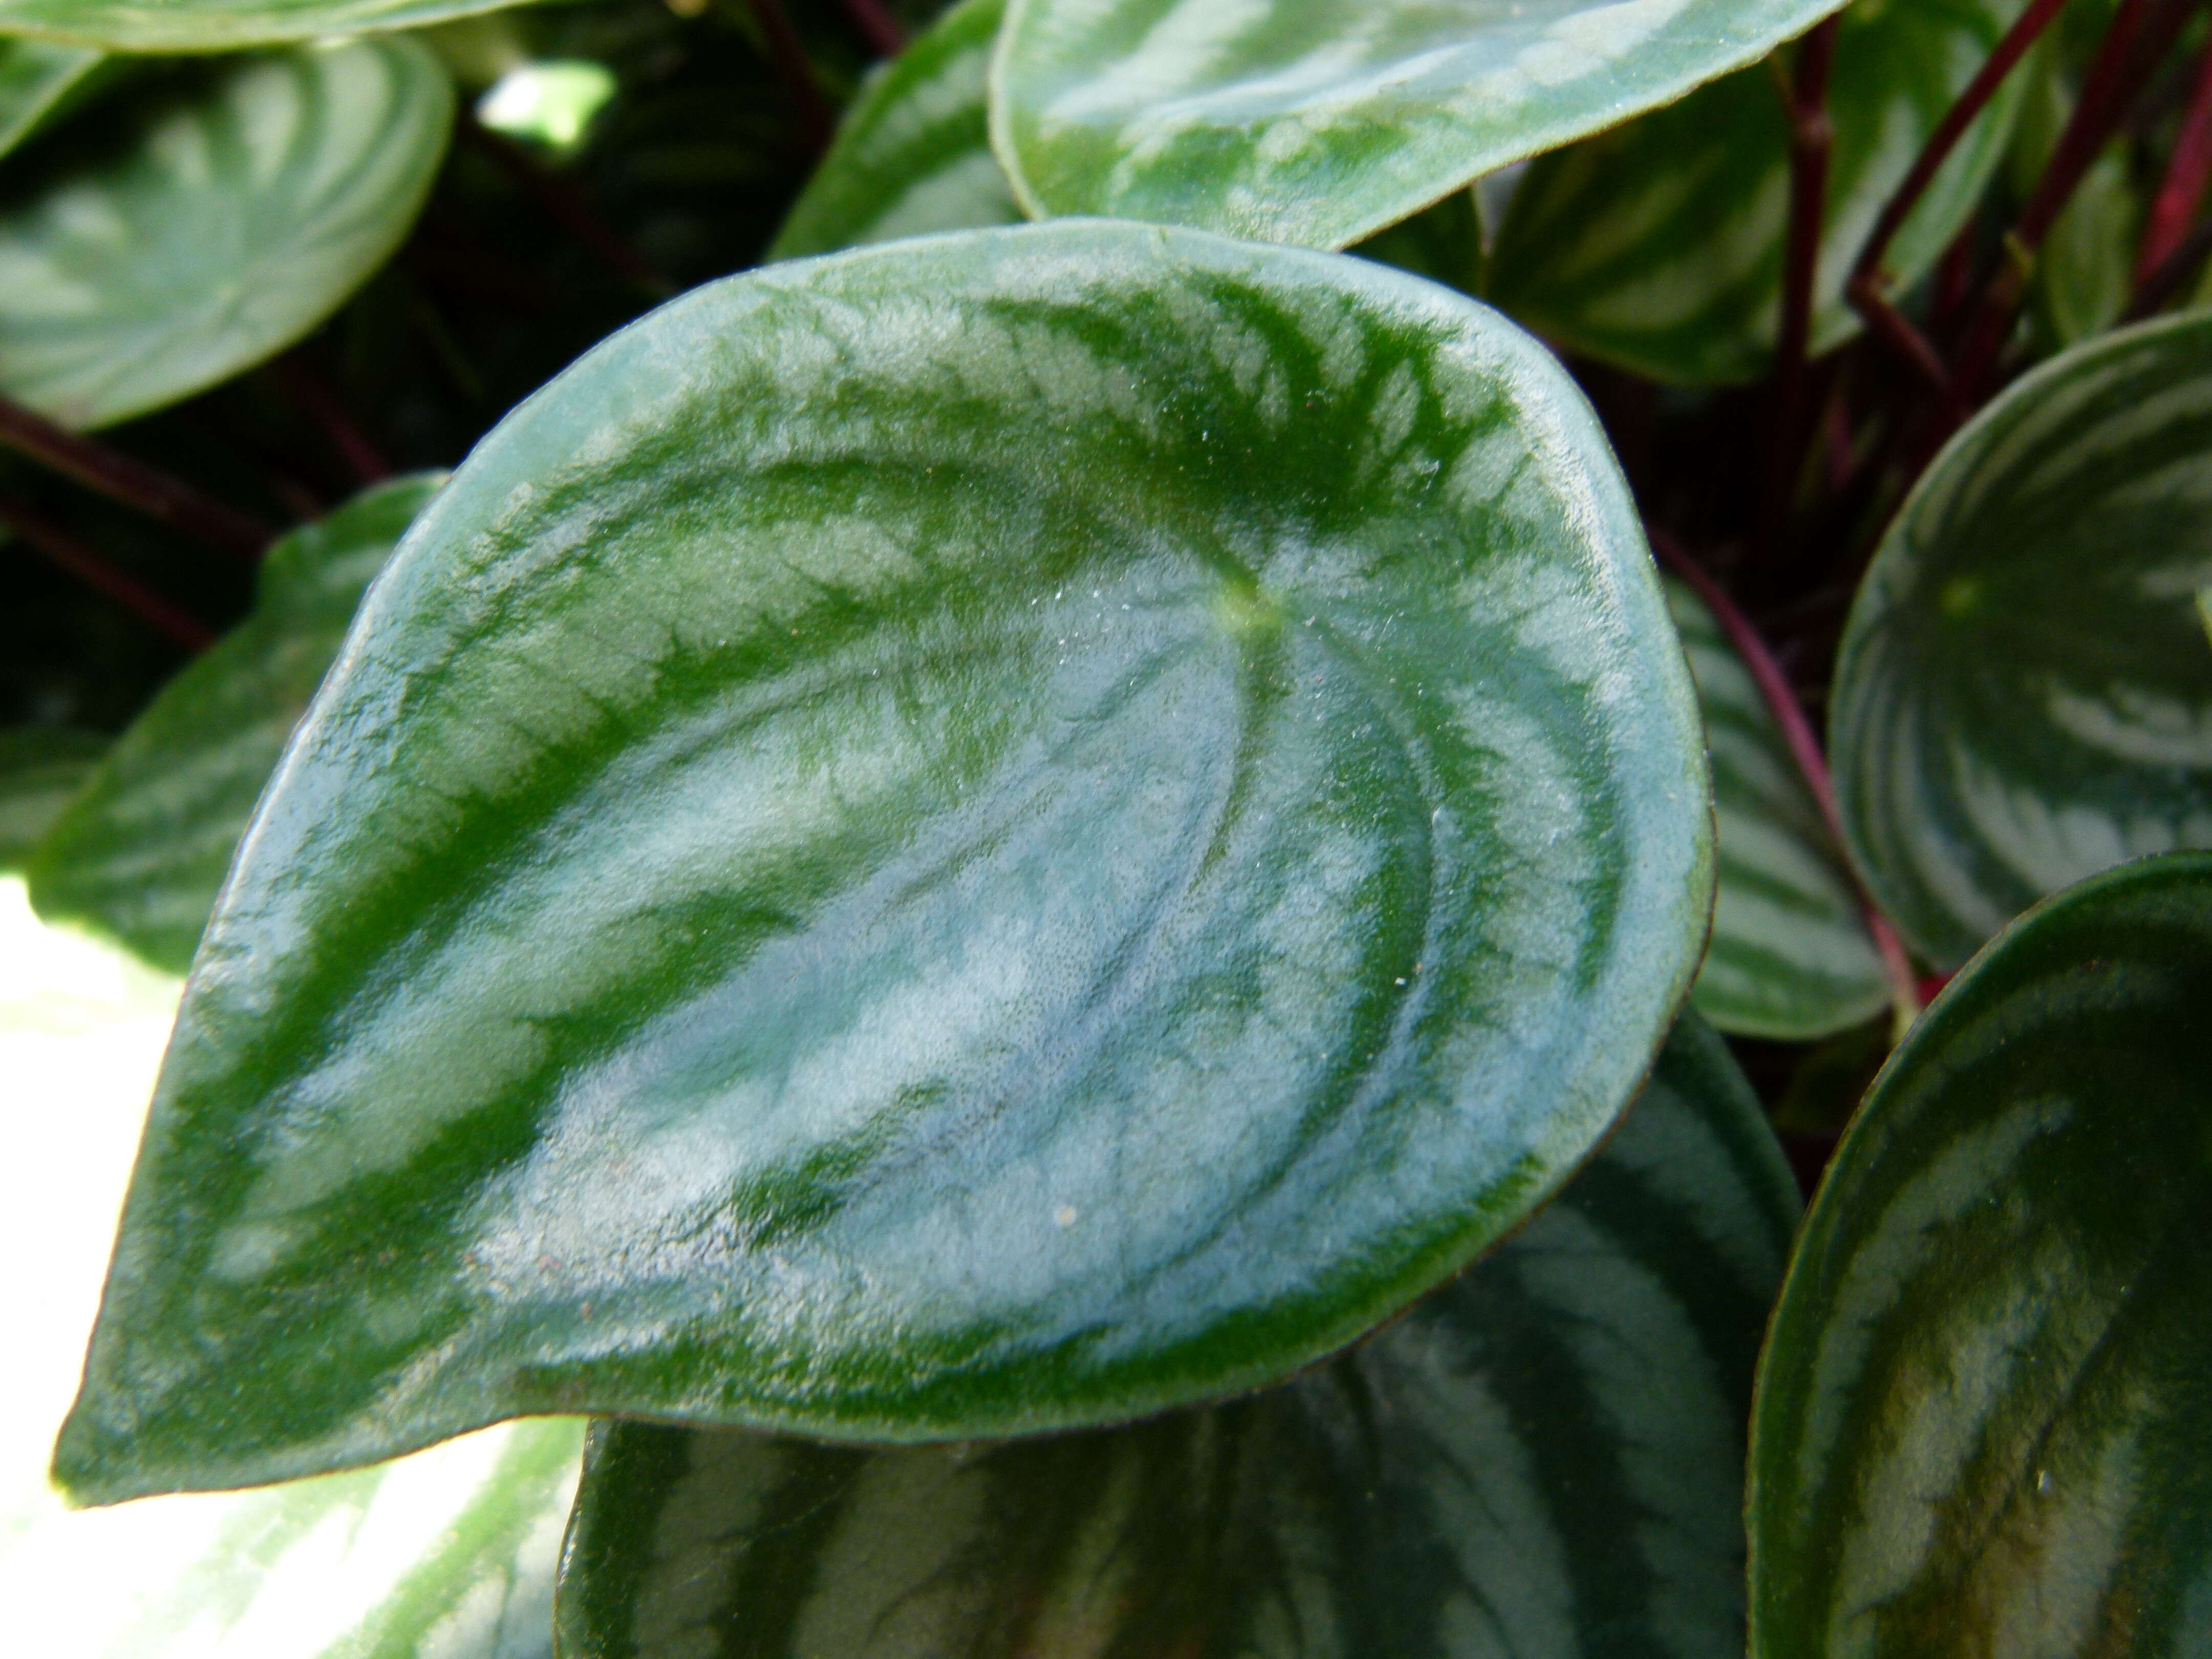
[56,222,1711,1503]
[0,725,102,871]
[769,0,1018,261]
[1668,578,1886,1038]
[559,1014,1800,1659]
[0,0,531,52]
[1487,0,2022,385]
[991,0,1854,251]
[1749,853,2212,1658]
[0,38,452,430]
[1830,311,2212,969]
[28,475,442,974]
[0,37,99,160]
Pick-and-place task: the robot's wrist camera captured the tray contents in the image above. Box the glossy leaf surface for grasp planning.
[560,1014,1799,1659]
[1668,578,1886,1037]
[1831,311,2212,968]
[0,0,531,52]
[991,0,1853,251]
[1487,0,2021,384]
[0,726,102,871]
[770,0,1017,261]
[57,222,1711,1502]
[29,475,442,974]
[0,37,98,160]
[0,38,452,431]
[1749,853,2212,1658]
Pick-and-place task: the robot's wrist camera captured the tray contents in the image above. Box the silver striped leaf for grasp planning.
[1668,578,1887,1038]
[990,0,1855,252]
[1749,852,2212,1658]
[0,38,452,431]
[558,1012,1801,1659]
[0,0,531,52]
[29,474,442,973]
[1830,311,2212,969]
[0,726,102,871]
[0,37,100,160]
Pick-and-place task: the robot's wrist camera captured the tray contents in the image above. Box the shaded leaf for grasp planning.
[56,222,1711,1502]
[1748,852,2212,1658]
[0,726,102,871]
[991,0,1854,251]
[0,0,534,52]
[0,38,453,430]
[29,475,443,974]
[2034,142,2138,349]
[559,1013,1799,1659]
[0,37,99,160]
[1830,311,2212,968]
[1487,0,2024,384]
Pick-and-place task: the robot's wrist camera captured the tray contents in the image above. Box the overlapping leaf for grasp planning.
[0,37,98,160]
[55,222,1711,1504]
[29,475,442,974]
[1668,578,1886,1037]
[0,0,531,52]
[0,726,102,870]
[1831,311,2212,968]
[991,0,1854,251]
[1486,0,2024,383]
[0,38,452,430]
[1749,853,2212,1658]
[559,1014,1799,1659]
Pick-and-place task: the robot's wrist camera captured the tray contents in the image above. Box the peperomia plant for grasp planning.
[2,0,2209,1654]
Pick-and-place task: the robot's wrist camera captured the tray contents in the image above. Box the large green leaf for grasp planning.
[0,38,98,160]
[990,0,1854,251]
[0,0,532,53]
[1486,0,2023,384]
[56,221,1712,1503]
[28,475,443,975]
[1830,311,2212,969]
[1667,578,1886,1037]
[559,1013,1799,1659]
[0,726,102,871]
[1748,852,2212,1658]
[0,38,453,431]
[769,0,1019,261]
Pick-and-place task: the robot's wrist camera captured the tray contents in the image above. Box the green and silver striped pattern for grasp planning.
[1831,312,2212,968]
[991,0,1856,251]
[559,1014,1801,1659]
[1487,0,2022,384]
[0,38,452,430]
[1669,578,1886,1038]
[0,0,531,52]
[0,726,102,871]
[1750,853,2212,1658]
[29,475,441,974]
[770,0,1018,261]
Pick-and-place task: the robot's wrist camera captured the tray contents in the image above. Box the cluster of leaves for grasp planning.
[2,0,2209,1654]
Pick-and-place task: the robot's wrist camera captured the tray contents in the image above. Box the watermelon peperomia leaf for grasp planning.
[1830,311,2212,969]
[557,1013,1799,1659]
[0,38,452,430]
[28,475,444,974]
[1749,852,2212,1658]
[0,0,533,52]
[0,37,99,161]
[55,221,1712,1503]
[990,0,1854,251]
[0,726,103,872]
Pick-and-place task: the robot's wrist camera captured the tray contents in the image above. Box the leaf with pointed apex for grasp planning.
[2034,143,2137,350]
[1748,852,2212,1659]
[1486,0,2024,385]
[1831,312,2212,969]
[55,222,1711,1503]
[770,0,1018,261]
[0,39,453,431]
[0,0,533,53]
[990,0,1853,252]
[28,475,443,975]
[0,726,102,871]
[1667,577,1886,1038]
[559,1013,1799,1659]
[0,37,98,160]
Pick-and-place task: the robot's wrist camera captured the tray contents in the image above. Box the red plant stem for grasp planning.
[742,0,835,157]
[1651,532,1922,1031]
[2126,207,2212,314]
[1858,289,1954,392]
[1761,18,1841,554]
[457,115,664,294]
[837,0,905,57]
[1948,0,2198,407]
[2137,31,2212,282]
[0,393,271,562]
[271,353,389,487]
[0,496,215,651]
